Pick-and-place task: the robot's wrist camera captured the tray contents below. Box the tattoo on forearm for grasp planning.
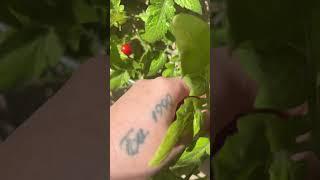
[152,94,173,123]
[120,128,149,156]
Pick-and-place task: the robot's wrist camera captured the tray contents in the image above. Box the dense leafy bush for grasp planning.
[213,0,320,179]
[110,0,210,179]
[0,0,106,91]
[0,0,106,140]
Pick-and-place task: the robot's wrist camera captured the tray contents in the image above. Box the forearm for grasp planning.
[0,57,107,180]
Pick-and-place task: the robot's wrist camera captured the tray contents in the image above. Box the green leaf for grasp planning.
[264,116,310,153]
[110,0,127,28]
[236,47,308,109]
[138,11,149,23]
[162,68,174,77]
[193,109,204,136]
[183,74,207,96]
[174,0,202,14]
[214,114,270,180]
[142,0,175,43]
[110,70,130,91]
[45,30,64,66]
[132,60,143,70]
[141,50,156,75]
[165,62,175,69]
[171,137,209,175]
[72,0,99,23]
[148,52,167,76]
[0,28,63,91]
[111,0,120,6]
[171,13,209,75]
[269,151,306,180]
[149,98,194,166]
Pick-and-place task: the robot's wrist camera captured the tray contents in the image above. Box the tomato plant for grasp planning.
[121,43,132,56]
[213,0,320,179]
[110,0,210,179]
[0,0,106,91]
[0,0,106,141]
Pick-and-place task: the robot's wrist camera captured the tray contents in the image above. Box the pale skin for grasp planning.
[109,48,270,180]
[110,77,190,180]
[1,53,316,179]
[109,48,256,179]
[110,47,320,180]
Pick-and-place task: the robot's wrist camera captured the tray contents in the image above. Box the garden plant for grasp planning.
[110,0,211,179]
[213,0,320,179]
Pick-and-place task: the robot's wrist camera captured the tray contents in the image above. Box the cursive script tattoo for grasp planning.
[120,128,149,156]
[151,94,173,123]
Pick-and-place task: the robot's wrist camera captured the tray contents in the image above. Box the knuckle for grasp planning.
[174,80,189,95]
[155,77,171,89]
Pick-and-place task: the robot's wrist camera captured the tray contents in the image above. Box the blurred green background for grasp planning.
[0,0,107,142]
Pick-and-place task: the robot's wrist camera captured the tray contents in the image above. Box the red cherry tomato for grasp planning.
[121,43,132,56]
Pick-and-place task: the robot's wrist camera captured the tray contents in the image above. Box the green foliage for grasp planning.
[110,70,130,91]
[0,0,105,92]
[171,137,210,175]
[110,0,127,28]
[214,114,309,180]
[110,0,210,178]
[149,98,194,166]
[269,151,306,180]
[213,0,320,179]
[140,0,204,43]
[214,114,271,180]
[0,28,62,90]
[171,14,210,76]
[174,0,202,15]
[142,0,176,43]
[148,52,167,76]
[235,47,307,109]
[183,74,207,96]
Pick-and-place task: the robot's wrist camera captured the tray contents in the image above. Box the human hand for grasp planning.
[110,77,190,180]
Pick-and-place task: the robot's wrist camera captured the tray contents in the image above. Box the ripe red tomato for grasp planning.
[121,43,132,56]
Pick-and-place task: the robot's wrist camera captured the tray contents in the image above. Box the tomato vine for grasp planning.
[110,0,210,179]
[213,0,320,179]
